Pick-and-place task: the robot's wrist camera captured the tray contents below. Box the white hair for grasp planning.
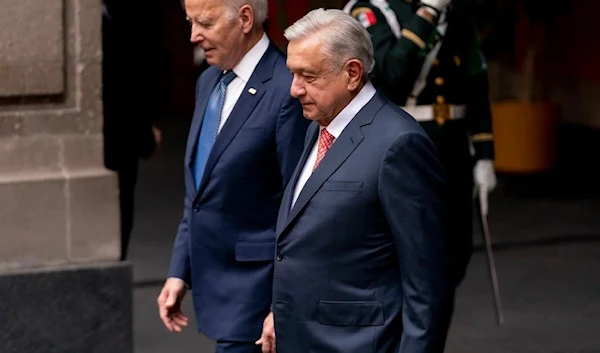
[284,8,375,82]
[225,0,268,26]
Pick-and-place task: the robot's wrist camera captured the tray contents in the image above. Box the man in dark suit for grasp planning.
[156,0,309,352]
[258,8,455,353]
[102,0,162,261]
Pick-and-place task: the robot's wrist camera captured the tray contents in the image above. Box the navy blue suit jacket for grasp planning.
[273,91,454,353]
[168,42,309,342]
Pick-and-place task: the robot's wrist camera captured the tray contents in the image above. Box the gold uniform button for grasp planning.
[432,58,440,66]
[453,55,461,66]
[435,77,444,86]
[436,96,445,104]
[434,35,440,41]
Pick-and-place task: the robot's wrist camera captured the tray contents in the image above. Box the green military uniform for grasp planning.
[345,0,494,284]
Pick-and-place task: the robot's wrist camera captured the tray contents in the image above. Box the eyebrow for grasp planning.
[293,68,319,77]
[187,15,212,25]
[288,64,316,74]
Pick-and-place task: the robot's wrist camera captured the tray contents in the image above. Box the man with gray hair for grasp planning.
[259,8,454,353]
[156,0,309,352]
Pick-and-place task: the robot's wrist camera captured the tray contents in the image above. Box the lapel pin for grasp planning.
[248,88,257,95]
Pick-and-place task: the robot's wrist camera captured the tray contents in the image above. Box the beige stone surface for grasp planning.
[0,169,120,271]
[63,135,105,170]
[0,136,62,180]
[0,0,120,271]
[0,0,65,97]
[0,0,103,136]
[0,115,22,138]
[69,172,120,261]
[0,177,68,269]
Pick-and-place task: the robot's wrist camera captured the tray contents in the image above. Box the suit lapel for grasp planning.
[276,123,319,235]
[283,119,364,231]
[194,44,279,201]
[279,91,387,236]
[194,78,266,198]
[186,70,220,167]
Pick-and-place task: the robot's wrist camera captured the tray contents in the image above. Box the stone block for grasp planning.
[0,116,22,138]
[21,113,88,136]
[0,136,62,178]
[63,135,105,170]
[69,171,120,262]
[0,167,120,269]
[0,0,65,97]
[0,262,133,353]
[0,177,67,270]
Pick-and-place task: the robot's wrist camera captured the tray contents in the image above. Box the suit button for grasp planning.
[193,204,200,212]
[276,253,283,261]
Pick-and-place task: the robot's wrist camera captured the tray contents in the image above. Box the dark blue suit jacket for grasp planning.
[168,42,309,342]
[273,91,454,352]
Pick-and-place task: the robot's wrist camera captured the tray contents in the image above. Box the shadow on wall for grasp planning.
[498,123,600,200]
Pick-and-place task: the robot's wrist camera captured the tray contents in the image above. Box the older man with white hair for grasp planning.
[257,8,455,353]
[156,0,309,352]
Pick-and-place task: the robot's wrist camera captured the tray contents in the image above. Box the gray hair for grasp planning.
[284,8,375,82]
[181,0,268,26]
[225,0,268,26]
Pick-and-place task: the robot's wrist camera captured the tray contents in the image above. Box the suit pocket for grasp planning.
[234,241,275,262]
[320,181,363,192]
[236,127,266,138]
[317,300,384,326]
[314,181,363,206]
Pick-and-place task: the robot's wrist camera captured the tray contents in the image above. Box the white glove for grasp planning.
[419,0,452,12]
[474,159,497,193]
[473,159,496,216]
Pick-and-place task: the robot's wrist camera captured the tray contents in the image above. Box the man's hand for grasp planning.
[419,0,452,12]
[473,159,497,215]
[417,0,451,23]
[157,277,189,332]
[474,159,497,193]
[255,311,275,353]
[151,125,163,158]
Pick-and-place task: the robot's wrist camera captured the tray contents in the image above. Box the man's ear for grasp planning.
[345,59,364,92]
[239,5,254,34]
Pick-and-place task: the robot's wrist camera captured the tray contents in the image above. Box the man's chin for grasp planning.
[204,57,216,66]
[302,108,317,120]
[203,52,221,67]
[302,113,317,121]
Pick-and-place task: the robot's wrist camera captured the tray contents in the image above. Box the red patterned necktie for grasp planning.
[313,128,335,171]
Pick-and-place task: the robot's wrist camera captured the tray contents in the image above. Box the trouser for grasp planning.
[117,161,138,261]
[446,177,474,286]
[215,341,262,353]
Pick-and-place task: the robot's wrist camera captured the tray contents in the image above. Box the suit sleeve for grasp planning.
[379,131,454,353]
[275,93,310,187]
[167,195,192,287]
[350,3,439,98]
[166,75,208,287]
[464,20,494,160]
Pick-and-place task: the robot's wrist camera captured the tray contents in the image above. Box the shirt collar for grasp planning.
[228,33,270,83]
[323,81,377,138]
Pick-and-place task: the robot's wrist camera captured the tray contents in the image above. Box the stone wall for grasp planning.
[0,1,132,351]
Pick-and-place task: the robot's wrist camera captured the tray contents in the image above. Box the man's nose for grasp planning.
[290,77,305,98]
[190,25,204,43]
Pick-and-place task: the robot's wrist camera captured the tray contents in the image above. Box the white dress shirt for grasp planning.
[291,82,377,208]
[218,33,270,133]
